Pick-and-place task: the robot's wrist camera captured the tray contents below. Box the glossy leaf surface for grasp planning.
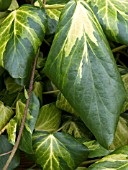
[33,131,88,170]
[87,0,128,45]
[0,5,47,79]
[44,0,126,148]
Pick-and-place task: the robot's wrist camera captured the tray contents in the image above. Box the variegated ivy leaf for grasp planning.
[0,101,14,131]
[87,0,128,45]
[110,117,128,150]
[0,5,47,80]
[44,0,126,148]
[35,103,61,132]
[88,145,128,170]
[33,131,88,170]
[7,92,39,153]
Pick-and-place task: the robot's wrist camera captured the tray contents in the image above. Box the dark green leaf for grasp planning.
[35,103,61,132]
[33,81,43,103]
[87,0,128,45]
[5,77,23,94]
[0,135,20,170]
[0,5,47,81]
[33,131,89,170]
[44,0,126,148]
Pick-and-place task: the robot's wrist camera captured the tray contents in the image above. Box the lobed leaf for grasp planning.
[87,0,128,45]
[44,0,126,148]
[33,131,88,170]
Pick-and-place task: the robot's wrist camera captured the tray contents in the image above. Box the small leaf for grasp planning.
[5,77,23,94]
[33,131,89,170]
[35,103,61,132]
[87,0,128,45]
[18,92,40,153]
[44,0,126,148]
[7,116,18,145]
[0,5,47,81]
[84,140,110,158]
[33,81,43,103]
[56,93,78,115]
[0,101,14,131]
[0,135,20,170]
[88,145,128,169]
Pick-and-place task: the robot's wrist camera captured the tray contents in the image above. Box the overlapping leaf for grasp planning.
[88,146,128,169]
[35,103,61,132]
[0,5,47,80]
[33,131,88,170]
[87,0,128,45]
[7,92,39,153]
[44,0,126,148]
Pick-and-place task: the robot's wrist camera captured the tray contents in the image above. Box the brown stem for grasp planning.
[3,50,39,170]
[0,151,12,157]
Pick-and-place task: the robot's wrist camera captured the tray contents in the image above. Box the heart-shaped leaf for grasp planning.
[0,5,47,81]
[87,0,128,45]
[44,0,126,148]
[33,131,88,170]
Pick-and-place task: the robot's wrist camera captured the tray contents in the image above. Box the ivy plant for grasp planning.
[0,0,128,169]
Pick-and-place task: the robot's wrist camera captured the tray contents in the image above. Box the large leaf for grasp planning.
[44,0,126,148]
[88,145,128,169]
[0,135,20,170]
[35,103,61,132]
[33,131,88,170]
[0,5,47,80]
[87,0,128,45]
[0,101,14,131]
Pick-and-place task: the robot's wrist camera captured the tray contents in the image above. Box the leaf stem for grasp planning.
[0,123,8,136]
[43,90,60,94]
[43,4,65,9]
[112,45,127,53]
[80,158,100,166]
[3,50,39,170]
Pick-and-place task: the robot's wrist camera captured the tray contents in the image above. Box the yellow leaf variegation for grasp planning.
[87,0,128,44]
[44,0,126,148]
[0,5,47,80]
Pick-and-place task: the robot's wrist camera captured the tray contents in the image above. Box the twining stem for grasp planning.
[112,45,127,53]
[3,50,39,170]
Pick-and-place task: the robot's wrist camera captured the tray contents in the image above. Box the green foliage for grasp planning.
[0,0,128,169]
